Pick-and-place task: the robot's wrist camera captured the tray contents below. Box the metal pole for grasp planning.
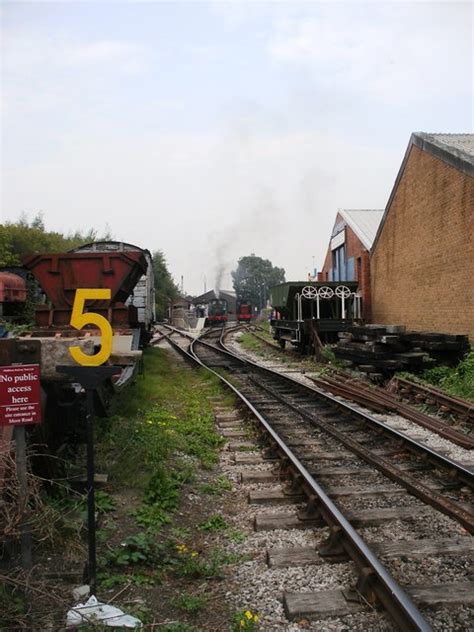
[85,388,97,595]
[15,426,33,629]
[15,426,32,570]
[56,365,121,598]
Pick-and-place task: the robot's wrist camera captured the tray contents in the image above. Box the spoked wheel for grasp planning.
[302,285,318,299]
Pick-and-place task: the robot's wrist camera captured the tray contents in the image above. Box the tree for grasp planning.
[231,254,285,311]
[152,250,179,320]
[0,213,114,267]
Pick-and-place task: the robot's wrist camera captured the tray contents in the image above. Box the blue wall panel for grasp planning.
[347,257,355,281]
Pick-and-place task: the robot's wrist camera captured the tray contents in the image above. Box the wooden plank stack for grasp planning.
[334,324,470,375]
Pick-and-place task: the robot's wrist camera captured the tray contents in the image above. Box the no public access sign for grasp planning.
[0,364,42,426]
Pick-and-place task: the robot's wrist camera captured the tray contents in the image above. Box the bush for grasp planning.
[419,352,474,402]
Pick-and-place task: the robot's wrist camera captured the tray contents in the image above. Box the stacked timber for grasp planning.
[334,325,469,375]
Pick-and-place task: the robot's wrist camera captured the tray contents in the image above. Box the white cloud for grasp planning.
[267,3,472,105]
[3,31,147,76]
[63,40,145,68]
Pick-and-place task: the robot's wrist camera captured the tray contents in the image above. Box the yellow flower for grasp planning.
[253,615,259,623]
[191,551,198,558]
[240,621,245,628]
[245,610,252,620]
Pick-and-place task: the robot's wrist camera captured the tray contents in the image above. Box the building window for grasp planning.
[332,245,346,282]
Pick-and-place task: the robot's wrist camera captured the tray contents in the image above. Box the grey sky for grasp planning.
[2,1,472,294]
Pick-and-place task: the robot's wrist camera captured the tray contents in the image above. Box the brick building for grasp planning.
[320,209,383,319]
[371,133,474,339]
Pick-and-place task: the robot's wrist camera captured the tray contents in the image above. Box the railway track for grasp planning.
[388,376,474,425]
[159,324,474,630]
[242,327,474,450]
[309,371,474,450]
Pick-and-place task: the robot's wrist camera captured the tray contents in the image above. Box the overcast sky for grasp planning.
[2,1,472,294]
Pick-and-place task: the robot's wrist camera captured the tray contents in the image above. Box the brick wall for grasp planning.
[371,145,474,338]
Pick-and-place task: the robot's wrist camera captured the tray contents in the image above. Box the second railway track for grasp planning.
[157,324,474,630]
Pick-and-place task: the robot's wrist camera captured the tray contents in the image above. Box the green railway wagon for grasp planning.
[270,281,361,352]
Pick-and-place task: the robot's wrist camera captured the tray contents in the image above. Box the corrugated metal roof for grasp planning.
[339,209,384,250]
[416,133,474,159]
[411,133,474,178]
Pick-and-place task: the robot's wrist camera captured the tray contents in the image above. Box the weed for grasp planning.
[239,333,264,353]
[134,502,173,530]
[103,533,163,568]
[94,490,117,513]
[0,585,26,629]
[170,592,208,614]
[170,526,192,540]
[319,345,345,367]
[97,520,117,544]
[127,601,152,624]
[402,351,474,402]
[198,475,233,496]
[97,348,228,532]
[158,624,201,632]
[198,514,229,532]
[232,608,260,631]
[227,529,246,543]
[85,349,244,627]
[171,547,234,579]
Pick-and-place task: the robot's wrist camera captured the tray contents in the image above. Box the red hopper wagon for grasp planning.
[23,251,147,331]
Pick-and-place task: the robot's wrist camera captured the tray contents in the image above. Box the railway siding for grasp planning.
[161,325,474,630]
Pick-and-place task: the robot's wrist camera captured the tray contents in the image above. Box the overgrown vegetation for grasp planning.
[239,332,266,354]
[90,348,244,627]
[1,344,250,629]
[0,212,113,267]
[100,348,226,531]
[406,351,474,402]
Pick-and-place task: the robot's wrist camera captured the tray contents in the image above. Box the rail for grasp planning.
[182,327,433,631]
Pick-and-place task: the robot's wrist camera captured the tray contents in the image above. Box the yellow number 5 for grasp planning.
[69,289,113,366]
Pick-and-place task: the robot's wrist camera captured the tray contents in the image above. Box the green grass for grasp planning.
[239,333,264,353]
[170,592,208,614]
[198,514,229,532]
[227,529,246,543]
[402,351,474,402]
[198,475,233,495]
[98,348,226,530]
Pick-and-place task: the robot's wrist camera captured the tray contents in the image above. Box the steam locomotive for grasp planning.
[206,298,228,325]
[237,300,252,323]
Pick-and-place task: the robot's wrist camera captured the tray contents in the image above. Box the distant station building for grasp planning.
[192,289,237,320]
[320,209,384,320]
[169,295,193,327]
[370,133,474,339]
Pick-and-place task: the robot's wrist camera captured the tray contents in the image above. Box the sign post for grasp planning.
[57,287,119,595]
[56,366,120,594]
[0,362,42,626]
